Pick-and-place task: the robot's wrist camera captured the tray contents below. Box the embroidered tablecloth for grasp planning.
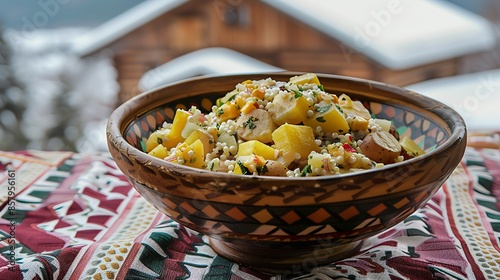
[0,133,499,280]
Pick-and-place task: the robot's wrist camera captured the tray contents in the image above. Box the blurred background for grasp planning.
[0,0,499,152]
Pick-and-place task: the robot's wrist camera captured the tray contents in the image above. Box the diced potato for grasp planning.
[175,140,205,169]
[373,119,392,132]
[238,140,278,160]
[308,151,326,171]
[187,139,205,168]
[350,116,369,131]
[338,94,371,120]
[303,103,349,134]
[148,143,169,159]
[236,109,276,143]
[272,124,319,164]
[216,102,240,123]
[233,161,243,175]
[289,73,321,86]
[234,96,246,109]
[251,88,265,99]
[184,129,215,156]
[145,129,169,152]
[400,136,425,158]
[165,109,191,148]
[268,91,309,125]
[240,100,259,114]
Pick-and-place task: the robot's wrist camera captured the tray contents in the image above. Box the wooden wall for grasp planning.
[106,0,464,103]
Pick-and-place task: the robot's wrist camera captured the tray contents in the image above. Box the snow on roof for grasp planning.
[70,0,187,57]
[71,0,496,69]
[138,47,283,91]
[406,69,500,131]
[261,0,496,69]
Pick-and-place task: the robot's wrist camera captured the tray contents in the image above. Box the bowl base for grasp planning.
[208,237,363,273]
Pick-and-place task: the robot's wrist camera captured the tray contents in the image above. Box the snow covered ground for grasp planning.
[4,28,118,152]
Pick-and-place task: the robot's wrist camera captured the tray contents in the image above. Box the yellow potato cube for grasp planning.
[148,143,169,159]
[240,100,259,114]
[186,139,205,169]
[175,140,205,169]
[289,73,321,86]
[272,124,319,164]
[304,103,349,134]
[400,136,425,158]
[184,129,215,156]
[164,109,191,149]
[238,140,278,160]
[251,88,265,100]
[216,102,240,123]
[233,162,243,175]
[339,95,371,120]
[308,152,326,171]
[350,116,369,131]
[145,129,169,152]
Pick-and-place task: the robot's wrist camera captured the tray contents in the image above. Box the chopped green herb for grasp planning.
[316,104,332,113]
[301,164,312,176]
[217,107,224,116]
[316,116,326,123]
[335,104,344,113]
[242,117,258,129]
[228,94,237,102]
[237,161,251,175]
[293,90,303,98]
[156,137,163,145]
[256,164,268,175]
[318,84,325,91]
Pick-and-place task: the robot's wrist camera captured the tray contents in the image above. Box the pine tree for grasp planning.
[0,23,29,151]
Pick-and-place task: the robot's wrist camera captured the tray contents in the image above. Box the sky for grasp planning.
[0,0,145,30]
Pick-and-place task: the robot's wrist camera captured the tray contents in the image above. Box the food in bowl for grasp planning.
[106,72,467,271]
[144,73,425,177]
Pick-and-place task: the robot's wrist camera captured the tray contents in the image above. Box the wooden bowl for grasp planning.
[106,72,467,271]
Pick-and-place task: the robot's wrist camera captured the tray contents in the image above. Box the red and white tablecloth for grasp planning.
[0,133,499,279]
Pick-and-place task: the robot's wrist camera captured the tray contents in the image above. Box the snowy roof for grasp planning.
[406,69,500,131]
[71,0,496,69]
[262,0,496,69]
[70,0,187,57]
[138,47,283,91]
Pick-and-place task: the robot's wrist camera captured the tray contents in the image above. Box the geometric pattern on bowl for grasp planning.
[107,72,467,269]
[133,178,440,243]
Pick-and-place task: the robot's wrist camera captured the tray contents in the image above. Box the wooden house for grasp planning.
[70,0,496,103]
